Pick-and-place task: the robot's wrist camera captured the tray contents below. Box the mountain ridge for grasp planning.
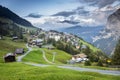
[0,5,33,27]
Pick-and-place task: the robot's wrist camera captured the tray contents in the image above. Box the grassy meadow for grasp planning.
[23,48,71,64]
[0,62,120,80]
[22,49,47,64]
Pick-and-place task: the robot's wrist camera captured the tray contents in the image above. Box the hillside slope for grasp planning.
[0,37,26,63]
[0,5,33,27]
[23,48,71,64]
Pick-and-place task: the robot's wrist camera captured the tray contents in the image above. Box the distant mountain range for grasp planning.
[59,25,104,43]
[0,5,33,27]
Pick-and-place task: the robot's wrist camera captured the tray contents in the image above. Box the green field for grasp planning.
[43,48,71,64]
[23,48,71,64]
[22,49,47,64]
[0,62,120,80]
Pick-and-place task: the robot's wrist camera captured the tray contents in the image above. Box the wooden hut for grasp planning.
[15,48,24,55]
[4,53,16,62]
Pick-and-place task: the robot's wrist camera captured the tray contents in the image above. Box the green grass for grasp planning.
[0,37,26,63]
[22,50,47,64]
[82,66,120,70]
[74,63,120,70]
[43,48,71,64]
[23,48,71,64]
[0,62,120,80]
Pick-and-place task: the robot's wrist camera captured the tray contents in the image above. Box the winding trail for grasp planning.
[17,44,32,62]
[40,49,54,64]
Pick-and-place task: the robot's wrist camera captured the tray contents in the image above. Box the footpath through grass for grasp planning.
[43,48,71,64]
[23,48,71,64]
[0,62,120,80]
[22,49,47,64]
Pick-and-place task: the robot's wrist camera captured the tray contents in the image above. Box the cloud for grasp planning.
[53,6,89,17]
[78,0,120,8]
[53,11,75,17]
[26,13,42,18]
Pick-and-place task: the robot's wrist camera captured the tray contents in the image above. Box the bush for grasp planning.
[97,60,103,66]
[23,37,28,42]
[84,60,91,66]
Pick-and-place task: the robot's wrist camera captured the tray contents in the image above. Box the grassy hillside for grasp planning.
[22,50,47,64]
[80,40,100,52]
[43,48,71,64]
[0,37,26,63]
[23,48,71,64]
[0,62,120,80]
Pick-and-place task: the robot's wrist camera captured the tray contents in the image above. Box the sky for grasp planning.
[0,0,119,17]
[0,0,80,16]
[0,0,120,27]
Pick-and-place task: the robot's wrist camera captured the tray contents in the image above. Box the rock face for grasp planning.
[93,8,120,55]
[106,8,120,39]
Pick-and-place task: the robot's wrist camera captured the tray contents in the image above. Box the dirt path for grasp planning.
[17,44,32,62]
[40,49,54,64]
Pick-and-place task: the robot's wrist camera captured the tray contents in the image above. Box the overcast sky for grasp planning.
[0,0,119,17]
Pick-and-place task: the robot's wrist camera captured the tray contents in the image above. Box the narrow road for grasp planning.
[17,44,32,62]
[24,62,49,67]
[58,65,120,76]
[40,49,54,64]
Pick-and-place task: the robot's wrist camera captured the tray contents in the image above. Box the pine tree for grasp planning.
[112,39,120,65]
[18,27,23,39]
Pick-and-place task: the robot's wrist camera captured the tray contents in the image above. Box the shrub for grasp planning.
[84,60,91,66]
[97,60,103,66]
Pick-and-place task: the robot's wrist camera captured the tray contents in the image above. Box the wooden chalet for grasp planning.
[4,53,16,62]
[15,48,24,55]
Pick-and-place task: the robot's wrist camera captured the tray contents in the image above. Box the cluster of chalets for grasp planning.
[3,48,24,62]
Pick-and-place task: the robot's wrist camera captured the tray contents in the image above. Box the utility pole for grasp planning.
[52,52,56,63]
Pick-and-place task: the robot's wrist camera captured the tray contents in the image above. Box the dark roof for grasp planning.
[4,53,15,58]
[12,36,18,39]
[15,48,24,54]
